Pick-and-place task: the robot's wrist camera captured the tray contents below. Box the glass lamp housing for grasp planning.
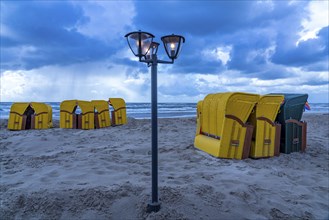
[125,31,154,58]
[161,34,185,60]
[146,42,160,59]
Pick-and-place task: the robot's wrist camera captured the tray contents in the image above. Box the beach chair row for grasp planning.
[7,102,53,130]
[7,98,127,130]
[60,98,127,129]
[194,93,308,159]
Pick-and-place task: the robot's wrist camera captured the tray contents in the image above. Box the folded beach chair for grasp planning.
[108,98,127,125]
[30,102,53,129]
[8,103,31,130]
[270,93,308,153]
[248,95,284,158]
[60,100,77,129]
[60,100,94,129]
[8,102,52,130]
[92,100,111,128]
[194,92,259,159]
[77,100,95,129]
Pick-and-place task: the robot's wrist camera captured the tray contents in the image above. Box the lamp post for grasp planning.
[125,30,185,213]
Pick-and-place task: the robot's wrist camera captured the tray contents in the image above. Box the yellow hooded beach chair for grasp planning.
[77,100,95,129]
[30,102,53,129]
[109,98,127,125]
[60,100,78,129]
[92,100,111,128]
[60,100,94,129]
[8,103,30,130]
[194,92,259,159]
[8,102,52,130]
[248,95,284,158]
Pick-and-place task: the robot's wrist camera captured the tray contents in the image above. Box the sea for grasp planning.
[0,102,198,119]
[0,102,328,120]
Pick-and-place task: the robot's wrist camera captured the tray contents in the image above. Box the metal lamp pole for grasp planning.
[148,54,178,212]
[149,54,159,212]
[124,31,185,213]
[148,53,176,212]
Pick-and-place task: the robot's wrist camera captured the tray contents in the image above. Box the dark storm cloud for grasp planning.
[1,0,327,82]
[271,26,329,69]
[132,1,327,79]
[0,1,116,70]
[133,1,254,36]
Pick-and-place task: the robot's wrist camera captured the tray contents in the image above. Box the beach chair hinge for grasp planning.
[231,140,240,146]
[264,139,271,145]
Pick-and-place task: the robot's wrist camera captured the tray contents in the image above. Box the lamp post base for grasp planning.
[147,202,161,213]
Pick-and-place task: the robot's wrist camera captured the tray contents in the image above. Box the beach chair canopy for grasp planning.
[92,100,109,113]
[253,95,284,123]
[60,100,78,114]
[10,103,30,115]
[109,98,125,110]
[201,93,259,139]
[78,100,94,116]
[270,93,308,123]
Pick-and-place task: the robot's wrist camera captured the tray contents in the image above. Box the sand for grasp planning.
[0,113,328,220]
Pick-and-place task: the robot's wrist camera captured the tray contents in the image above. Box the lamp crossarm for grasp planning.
[157,59,174,64]
[140,58,174,65]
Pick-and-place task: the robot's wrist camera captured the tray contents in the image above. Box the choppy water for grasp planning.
[0,102,327,120]
[0,102,197,119]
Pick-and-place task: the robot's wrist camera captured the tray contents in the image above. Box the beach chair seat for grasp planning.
[194,92,259,159]
[109,98,127,125]
[248,95,284,158]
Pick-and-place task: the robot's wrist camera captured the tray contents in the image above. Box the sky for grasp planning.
[1,0,328,103]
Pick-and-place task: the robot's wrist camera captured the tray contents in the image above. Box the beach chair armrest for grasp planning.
[257,116,275,126]
[285,119,304,126]
[225,114,246,127]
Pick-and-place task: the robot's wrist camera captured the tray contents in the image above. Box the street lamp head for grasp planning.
[150,42,160,56]
[161,34,185,60]
[146,42,160,59]
[125,30,154,58]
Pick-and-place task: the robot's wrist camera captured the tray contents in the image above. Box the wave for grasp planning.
[0,102,328,119]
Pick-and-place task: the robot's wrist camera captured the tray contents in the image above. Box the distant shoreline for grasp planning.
[1,113,328,130]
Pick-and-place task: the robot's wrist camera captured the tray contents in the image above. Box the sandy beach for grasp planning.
[0,113,328,220]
